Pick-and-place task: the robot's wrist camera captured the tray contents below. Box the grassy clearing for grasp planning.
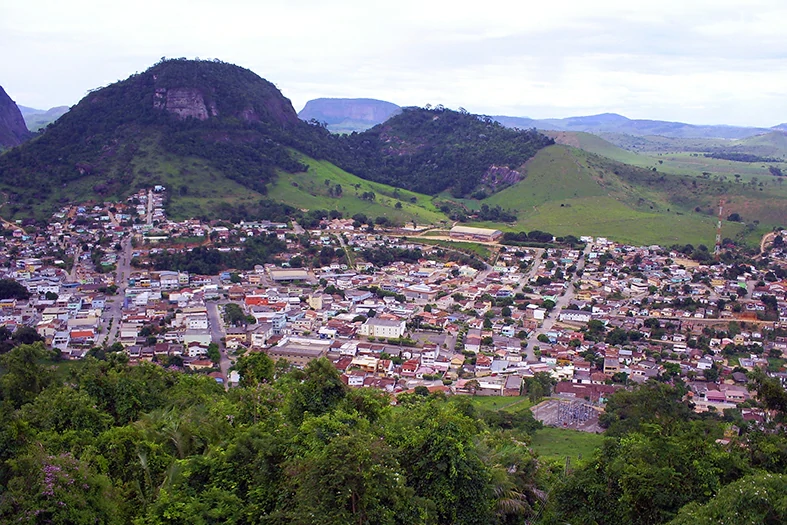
[407,237,492,260]
[466,395,533,413]
[530,426,605,461]
[268,154,447,226]
[474,144,772,246]
[473,196,747,247]
[483,145,608,211]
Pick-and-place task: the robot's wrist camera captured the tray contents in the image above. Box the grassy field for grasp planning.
[549,130,787,184]
[530,426,605,462]
[511,197,744,246]
[407,237,493,260]
[268,154,448,226]
[466,396,533,413]
[474,144,772,246]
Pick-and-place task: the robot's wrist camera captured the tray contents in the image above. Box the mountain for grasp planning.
[0,58,780,247]
[298,98,401,133]
[0,64,556,219]
[0,86,31,149]
[494,112,771,139]
[0,59,451,225]
[0,59,327,218]
[18,105,69,131]
[325,107,555,197]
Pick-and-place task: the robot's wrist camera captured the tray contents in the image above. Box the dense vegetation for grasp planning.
[361,245,487,270]
[704,151,782,163]
[1,333,787,523]
[0,345,547,524]
[0,59,319,214]
[0,60,555,219]
[543,378,787,524]
[142,234,287,274]
[325,107,554,197]
[0,278,31,300]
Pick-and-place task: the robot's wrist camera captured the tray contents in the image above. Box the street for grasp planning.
[207,301,231,389]
[526,244,591,361]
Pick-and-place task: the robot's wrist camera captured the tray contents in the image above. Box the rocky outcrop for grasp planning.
[481,165,522,188]
[153,87,217,121]
[0,85,31,148]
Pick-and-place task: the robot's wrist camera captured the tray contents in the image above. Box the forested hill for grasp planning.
[0,86,31,149]
[325,107,555,197]
[0,59,553,218]
[0,59,323,213]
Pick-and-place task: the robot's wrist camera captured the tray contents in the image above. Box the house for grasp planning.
[503,375,522,396]
[603,357,620,375]
[358,318,406,339]
[403,284,439,301]
[558,310,593,324]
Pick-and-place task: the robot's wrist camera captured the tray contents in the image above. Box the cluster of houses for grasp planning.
[1,189,786,415]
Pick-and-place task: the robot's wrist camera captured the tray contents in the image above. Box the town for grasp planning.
[2,187,786,431]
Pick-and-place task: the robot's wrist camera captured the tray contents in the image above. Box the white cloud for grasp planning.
[1,0,786,126]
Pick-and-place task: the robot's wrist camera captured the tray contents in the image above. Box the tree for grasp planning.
[0,278,30,300]
[392,402,495,525]
[0,450,120,524]
[223,303,247,326]
[524,372,555,403]
[704,364,720,383]
[286,357,347,423]
[287,424,421,525]
[0,342,53,407]
[669,472,787,525]
[234,351,274,387]
[206,343,221,365]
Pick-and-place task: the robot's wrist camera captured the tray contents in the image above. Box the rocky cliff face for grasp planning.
[0,86,31,148]
[481,165,522,189]
[153,87,217,120]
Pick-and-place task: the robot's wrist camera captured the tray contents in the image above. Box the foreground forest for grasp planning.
[1,343,787,524]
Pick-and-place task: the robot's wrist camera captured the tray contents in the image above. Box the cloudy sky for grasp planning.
[2,0,787,126]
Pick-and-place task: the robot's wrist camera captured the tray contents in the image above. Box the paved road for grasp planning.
[334,233,355,270]
[207,301,231,388]
[527,244,591,361]
[146,189,154,225]
[101,236,132,345]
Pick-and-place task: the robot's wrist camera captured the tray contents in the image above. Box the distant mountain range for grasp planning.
[18,105,69,131]
[0,86,31,149]
[298,98,401,133]
[492,113,779,140]
[296,98,781,140]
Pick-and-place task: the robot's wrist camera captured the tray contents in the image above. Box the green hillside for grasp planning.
[268,154,447,225]
[544,131,645,165]
[733,131,787,157]
[0,58,781,247]
[477,145,759,246]
[548,130,787,184]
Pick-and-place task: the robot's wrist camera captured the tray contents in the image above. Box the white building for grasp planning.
[358,318,406,339]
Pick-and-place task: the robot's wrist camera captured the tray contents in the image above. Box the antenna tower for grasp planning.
[714,198,724,259]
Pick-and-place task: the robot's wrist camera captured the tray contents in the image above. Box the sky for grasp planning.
[2,0,787,127]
